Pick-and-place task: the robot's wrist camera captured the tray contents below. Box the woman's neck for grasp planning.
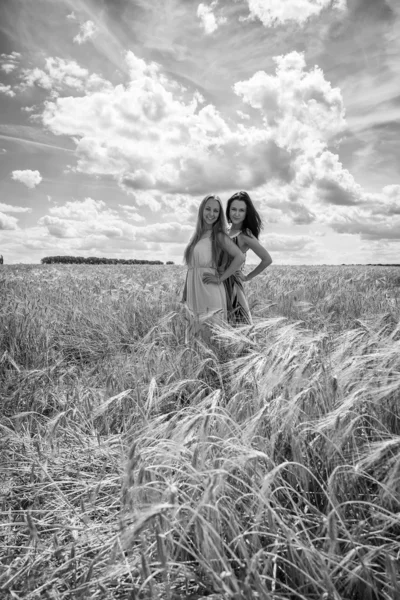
[201,228,212,237]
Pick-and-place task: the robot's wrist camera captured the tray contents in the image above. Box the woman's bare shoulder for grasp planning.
[240,228,254,239]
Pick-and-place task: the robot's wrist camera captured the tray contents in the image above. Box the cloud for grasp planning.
[30,49,397,247]
[39,216,79,238]
[316,177,359,206]
[0,84,15,97]
[134,222,193,243]
[234,51,345,150]
[380,185,400,215]
[119,205,146,222]
[120,170,157,192]
[197,2,227,34]
[11,170,42,189]
[232,51,363,220]
[120,189,161,212]
[21,58,87,91]
[0,51,21,74]
[263,196,316,225]
[67,11,77,21]
[323,184,400,241]
[329,211,400,241]
[0,203,31,213]
[237,110,250,120]
[38,198,125,239]
[73,20,98,44]
[349,0,394,23]
[265,233,316,252]
[39,51,297,195]
[0,212,19,230]
[244,0,347,28]
[38,197,192,247]
[49,197,107,221]
[21,57,110,95]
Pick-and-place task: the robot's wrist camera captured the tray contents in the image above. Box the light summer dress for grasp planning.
[184,231,227,339]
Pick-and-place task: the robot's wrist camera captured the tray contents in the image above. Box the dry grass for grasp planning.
[1,263,400,599]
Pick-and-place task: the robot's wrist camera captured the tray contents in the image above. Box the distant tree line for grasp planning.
[41,256,170,265]
[340,264,400,267]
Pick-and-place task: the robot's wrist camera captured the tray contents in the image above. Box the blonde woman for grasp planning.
[182,194,244,340]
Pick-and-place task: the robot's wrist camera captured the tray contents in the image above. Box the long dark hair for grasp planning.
[184,194,228,266]
[226,191,262,239]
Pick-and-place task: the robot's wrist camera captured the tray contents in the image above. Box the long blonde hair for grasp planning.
[184,194,228,267]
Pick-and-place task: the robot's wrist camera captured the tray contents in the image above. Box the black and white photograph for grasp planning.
[1,0,399,598]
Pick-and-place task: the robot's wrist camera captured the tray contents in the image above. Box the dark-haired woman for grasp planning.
[225,191,272,325]
[183,194,245,340]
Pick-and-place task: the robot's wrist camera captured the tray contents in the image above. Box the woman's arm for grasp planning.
[239,233,272,282]
[202,234,245,285]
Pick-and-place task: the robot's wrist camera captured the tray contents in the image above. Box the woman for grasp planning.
[183,194,245,340]
[225,191,272,325]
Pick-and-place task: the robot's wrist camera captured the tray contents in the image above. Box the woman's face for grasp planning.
[203,198,220,228]
[229,199,247,228]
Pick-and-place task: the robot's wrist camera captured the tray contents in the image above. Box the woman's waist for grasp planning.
[188,265,217,271]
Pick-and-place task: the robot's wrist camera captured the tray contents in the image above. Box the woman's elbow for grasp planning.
[264,256,272,267]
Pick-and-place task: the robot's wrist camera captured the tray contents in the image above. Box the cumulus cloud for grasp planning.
[322,184,400,241]
[0,51,21,74]
[244,0,347,28]
[73,20,98,44]
[39,51,296,195]
[39,215,79,238]
[38,197,192,248]
[11,170,42,189]
[265,233,316,252]
[232,51,366,224]
[0,212,19,230]
[0,203,31,213]
[317,177,359,206]
[134,222,193,243]
[49,197,106,221]
[39,198,124,239]
[120,189,161,212]
[234,51,346,150]
[21,57,110,95]
[379,185,400,213]
[119,205,146,222]
[31,49,397,243]
[328,210,400,241]
[262,196,316,225]
[237,110,250,120]
[197,2,227,34]
[0,83,15,97]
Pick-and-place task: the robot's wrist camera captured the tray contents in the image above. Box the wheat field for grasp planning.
[1,264,399,599]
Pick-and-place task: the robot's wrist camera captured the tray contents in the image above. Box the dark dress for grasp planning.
[223,231,252,325]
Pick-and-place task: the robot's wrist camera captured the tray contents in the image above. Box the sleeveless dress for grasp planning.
[224,231,252,325]
[184,232,227,339]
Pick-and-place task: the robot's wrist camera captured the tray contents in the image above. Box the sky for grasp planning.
[0,0,400,265]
